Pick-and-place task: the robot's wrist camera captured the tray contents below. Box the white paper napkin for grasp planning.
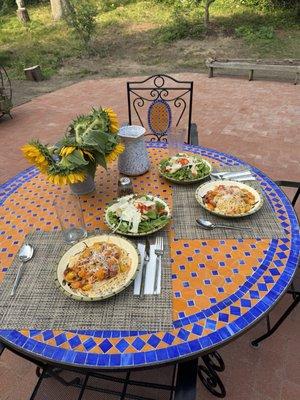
[134,243,161,295]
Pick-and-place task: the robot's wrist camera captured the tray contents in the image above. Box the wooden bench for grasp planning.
[206,59,300,85]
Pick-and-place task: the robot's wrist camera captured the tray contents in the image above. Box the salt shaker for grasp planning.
[118,177,134,197]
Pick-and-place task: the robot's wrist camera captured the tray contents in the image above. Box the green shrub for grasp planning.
[235,25,275,41]
[64,0,98,47]
[99,0,138,12]
[238,0,299,10]
[157,0,205,42]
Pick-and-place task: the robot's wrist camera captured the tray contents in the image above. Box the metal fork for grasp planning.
[154,236,164,294]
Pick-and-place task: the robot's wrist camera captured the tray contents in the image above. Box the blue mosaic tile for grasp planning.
[249,290,260,299]
[270,268,280,276]
[68,335,81,349]
[144,350,157,363]
[116,339,129,353]
[205,319,217,330]
[86,353,98,366]
[162,332,175,345]
[132,337,145,351]
[258,283,268,292]
[42,330,54,341]
[133,352,146,365]
[74,352,87,365]
[54,333,67,346]
[99,339,113,353]
[230,306,241,316]
[241,299,252,308]
[110,354,121,367]
[97,354,109,366]
[218,313,229,322]
[147,335,160,348]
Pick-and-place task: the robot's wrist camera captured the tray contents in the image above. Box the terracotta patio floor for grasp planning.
[0,73,299,399]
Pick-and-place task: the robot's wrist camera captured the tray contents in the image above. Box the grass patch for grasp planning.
[0,0,299,80]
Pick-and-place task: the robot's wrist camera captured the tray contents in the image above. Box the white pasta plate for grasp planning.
[195,180,264,218]
[55,234,140,301]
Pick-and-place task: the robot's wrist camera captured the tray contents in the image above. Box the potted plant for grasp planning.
[21,107,124,194]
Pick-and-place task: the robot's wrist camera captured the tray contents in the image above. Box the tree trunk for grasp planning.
[16,1,30,24]
[24,65,44,82]
[296,3,300,20]
[204,0,215,29]
[17,8,30,23]
[50,0,71,21]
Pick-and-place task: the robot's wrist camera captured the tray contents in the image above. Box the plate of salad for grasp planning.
[159,153,212,184]
[105,194,171,236]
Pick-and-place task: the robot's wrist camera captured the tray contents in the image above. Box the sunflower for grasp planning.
[106,143,125,163]
[47,171,86,186]
[104,108,119,134]
[21,142,50,173]
[60,146,76,157]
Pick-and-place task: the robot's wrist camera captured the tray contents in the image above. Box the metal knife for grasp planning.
[139,238,150,298]
[212,170,252,179]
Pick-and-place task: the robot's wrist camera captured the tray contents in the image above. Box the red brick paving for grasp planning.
[0,73,299,184]
[0,74,299,399]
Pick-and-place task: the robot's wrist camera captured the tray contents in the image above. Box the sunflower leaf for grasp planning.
[64,150,89,167]
[93,151,107,170]
[82,129,107,148]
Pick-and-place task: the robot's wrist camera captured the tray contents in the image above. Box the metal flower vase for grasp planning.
[118,125,150,176]
[69,173,95,195]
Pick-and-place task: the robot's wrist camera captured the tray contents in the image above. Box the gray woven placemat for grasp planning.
[0,231,172,331]
[172,167,284,240]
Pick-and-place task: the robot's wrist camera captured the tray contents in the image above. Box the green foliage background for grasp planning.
[0,0,299,80]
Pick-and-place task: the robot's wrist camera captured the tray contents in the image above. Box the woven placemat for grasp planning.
[0,231,172,331]
[172,168,284,240]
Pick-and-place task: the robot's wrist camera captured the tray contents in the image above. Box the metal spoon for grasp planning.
[10,244,34,296]
[196,218,252,231]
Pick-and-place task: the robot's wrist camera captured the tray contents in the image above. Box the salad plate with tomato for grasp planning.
[105,194,171,236]
[158,153,212,184]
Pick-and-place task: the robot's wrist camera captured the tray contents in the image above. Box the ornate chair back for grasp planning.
[127,74,194,144]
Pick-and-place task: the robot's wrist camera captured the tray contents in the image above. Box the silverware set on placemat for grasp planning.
[134,235,164,298]
[211,169,255,181]
[10,235,166,299]
[10,243,34,297]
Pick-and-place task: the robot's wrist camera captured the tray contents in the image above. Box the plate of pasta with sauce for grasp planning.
[55,235,140,301]
[195,180,263,218]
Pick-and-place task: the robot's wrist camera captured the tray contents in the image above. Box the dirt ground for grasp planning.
[10,37,298,107]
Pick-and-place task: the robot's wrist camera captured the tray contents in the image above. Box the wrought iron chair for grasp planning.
[20,355,199,400]
[127,74,199,145]
[251,180,300,348]
[0,343,4,356]
[0,65,13,120]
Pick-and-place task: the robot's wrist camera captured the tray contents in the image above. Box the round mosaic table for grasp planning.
[0,143,299,373]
